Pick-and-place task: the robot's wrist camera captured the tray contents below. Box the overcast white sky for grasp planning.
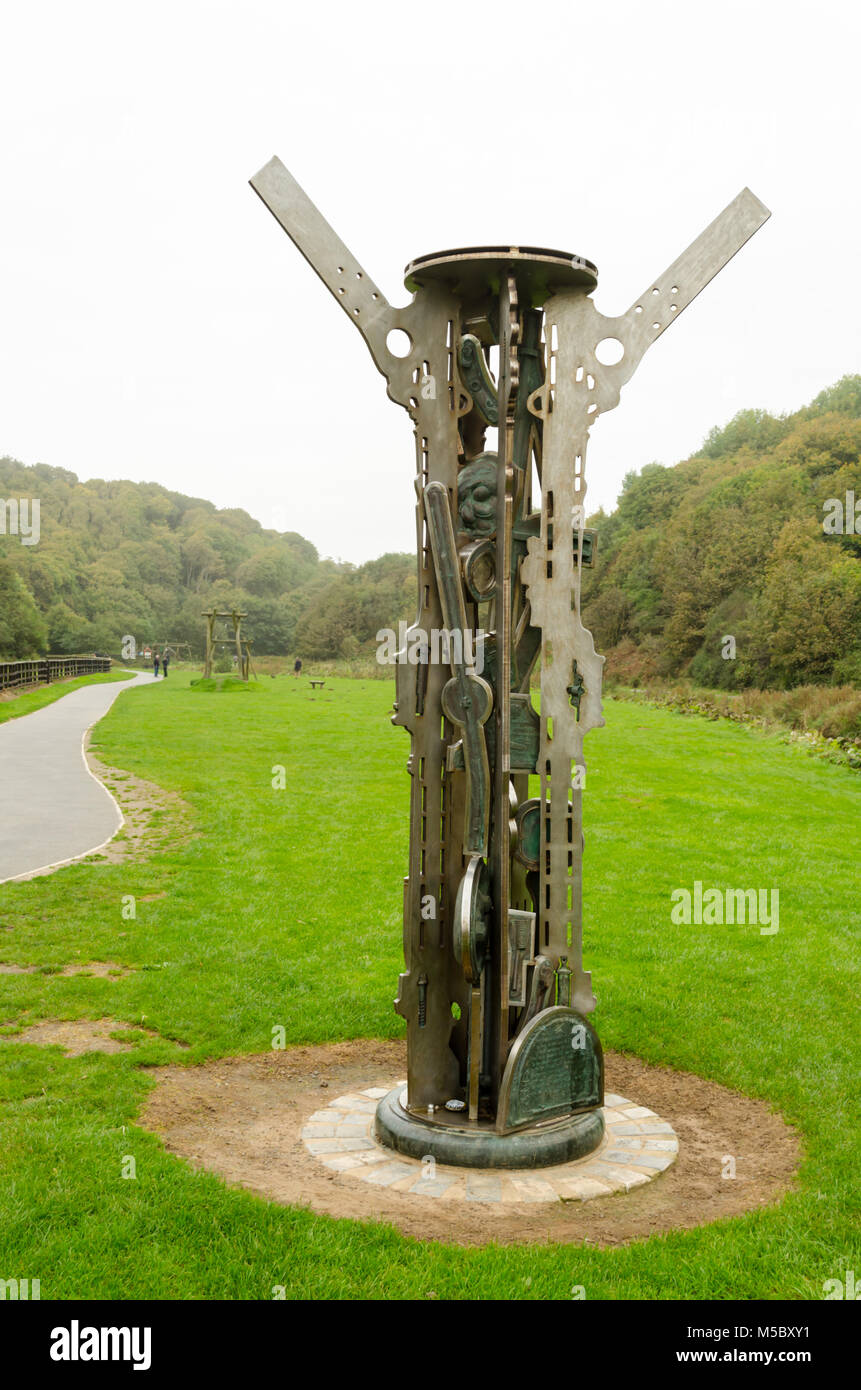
[2,0,858,562]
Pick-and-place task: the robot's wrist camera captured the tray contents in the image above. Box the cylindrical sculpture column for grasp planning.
[250,158,770,1167]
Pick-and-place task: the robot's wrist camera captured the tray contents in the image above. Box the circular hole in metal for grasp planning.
[594,337,624,365]
[386,328,412,357]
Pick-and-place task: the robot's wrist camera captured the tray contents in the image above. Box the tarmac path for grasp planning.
[0,672,158,884]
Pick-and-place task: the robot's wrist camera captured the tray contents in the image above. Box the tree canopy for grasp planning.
[2,374,859,688]
[0,460,352,658]
[582,375,861,688]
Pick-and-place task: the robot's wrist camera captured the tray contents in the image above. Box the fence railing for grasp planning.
[0,655,112,692]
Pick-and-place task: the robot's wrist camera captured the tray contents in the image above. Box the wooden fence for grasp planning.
[0,655,112,693]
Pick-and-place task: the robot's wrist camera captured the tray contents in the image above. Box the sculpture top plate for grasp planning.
[404,246,598,302]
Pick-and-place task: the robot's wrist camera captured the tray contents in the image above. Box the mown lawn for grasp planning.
[0,673,858,1299]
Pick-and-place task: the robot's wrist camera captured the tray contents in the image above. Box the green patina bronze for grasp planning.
[498,1006,603,1131]
[424,481,492,855]
[457,455,498,538]
[450,691,540,774]
[514,798,541,871]
[457,334,499,425]
[567,661,586,717]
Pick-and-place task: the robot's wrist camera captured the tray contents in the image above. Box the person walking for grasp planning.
[153,651,160,677]
[293,657,302,678]
[162,648,171,678]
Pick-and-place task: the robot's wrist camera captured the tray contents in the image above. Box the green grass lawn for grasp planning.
[0,673,858,1299]
[0,669,135,724]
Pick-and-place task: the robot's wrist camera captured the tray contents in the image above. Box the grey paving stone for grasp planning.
[359,1161,417,1187]
[505,1175,559,1203]
[305,1138,374,1154]
[350,1148,393,1165]
[586,1161,650,1191]
[625,1152,675,1171]
[555,1176,614,1200]
[321,1155,364,1172]
[465,1175,503,1203]
[408,1175,460,1197]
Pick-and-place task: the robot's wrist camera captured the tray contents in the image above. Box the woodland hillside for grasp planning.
[1,375,859,686]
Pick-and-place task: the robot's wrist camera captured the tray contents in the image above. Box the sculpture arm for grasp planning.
[630,187,769,337]
[250,156,400,382]
[590,187,771,401]
[250,156,458,412]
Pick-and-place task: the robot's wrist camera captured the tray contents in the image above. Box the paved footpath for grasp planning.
[0,673,158,884]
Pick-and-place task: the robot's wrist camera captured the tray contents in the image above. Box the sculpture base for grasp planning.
[374,1087,605,1170]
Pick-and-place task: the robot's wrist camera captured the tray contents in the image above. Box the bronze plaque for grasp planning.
[498,1006,603,1132]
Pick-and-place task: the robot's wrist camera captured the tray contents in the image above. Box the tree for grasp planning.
[753,521,861,685]
[0,559,47,656]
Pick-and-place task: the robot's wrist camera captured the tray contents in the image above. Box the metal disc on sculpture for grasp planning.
[454,854,492,983]
[498,1006,603,1133]
[440,672,493,728]
[461,538,497,602]
[513,798,541,871]
[404,246,598,299]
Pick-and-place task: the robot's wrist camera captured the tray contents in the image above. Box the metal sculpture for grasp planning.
[252,157,769,1166]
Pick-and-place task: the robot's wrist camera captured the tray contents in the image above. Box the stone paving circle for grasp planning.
[301,1082,678,1203]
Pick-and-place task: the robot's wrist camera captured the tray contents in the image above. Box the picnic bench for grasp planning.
[310,679,326,690]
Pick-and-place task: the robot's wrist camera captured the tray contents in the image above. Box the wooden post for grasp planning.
[202,611,215,677]
[233,611,246,681]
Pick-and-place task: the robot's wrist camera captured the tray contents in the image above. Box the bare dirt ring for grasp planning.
[138,1040,801,1247]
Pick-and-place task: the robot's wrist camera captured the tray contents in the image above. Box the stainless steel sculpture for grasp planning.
[252,158,769,1167]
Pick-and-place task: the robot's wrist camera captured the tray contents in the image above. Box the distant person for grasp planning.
[162,649,170,678]
[293,657,302,678]
[153,651,160,677]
